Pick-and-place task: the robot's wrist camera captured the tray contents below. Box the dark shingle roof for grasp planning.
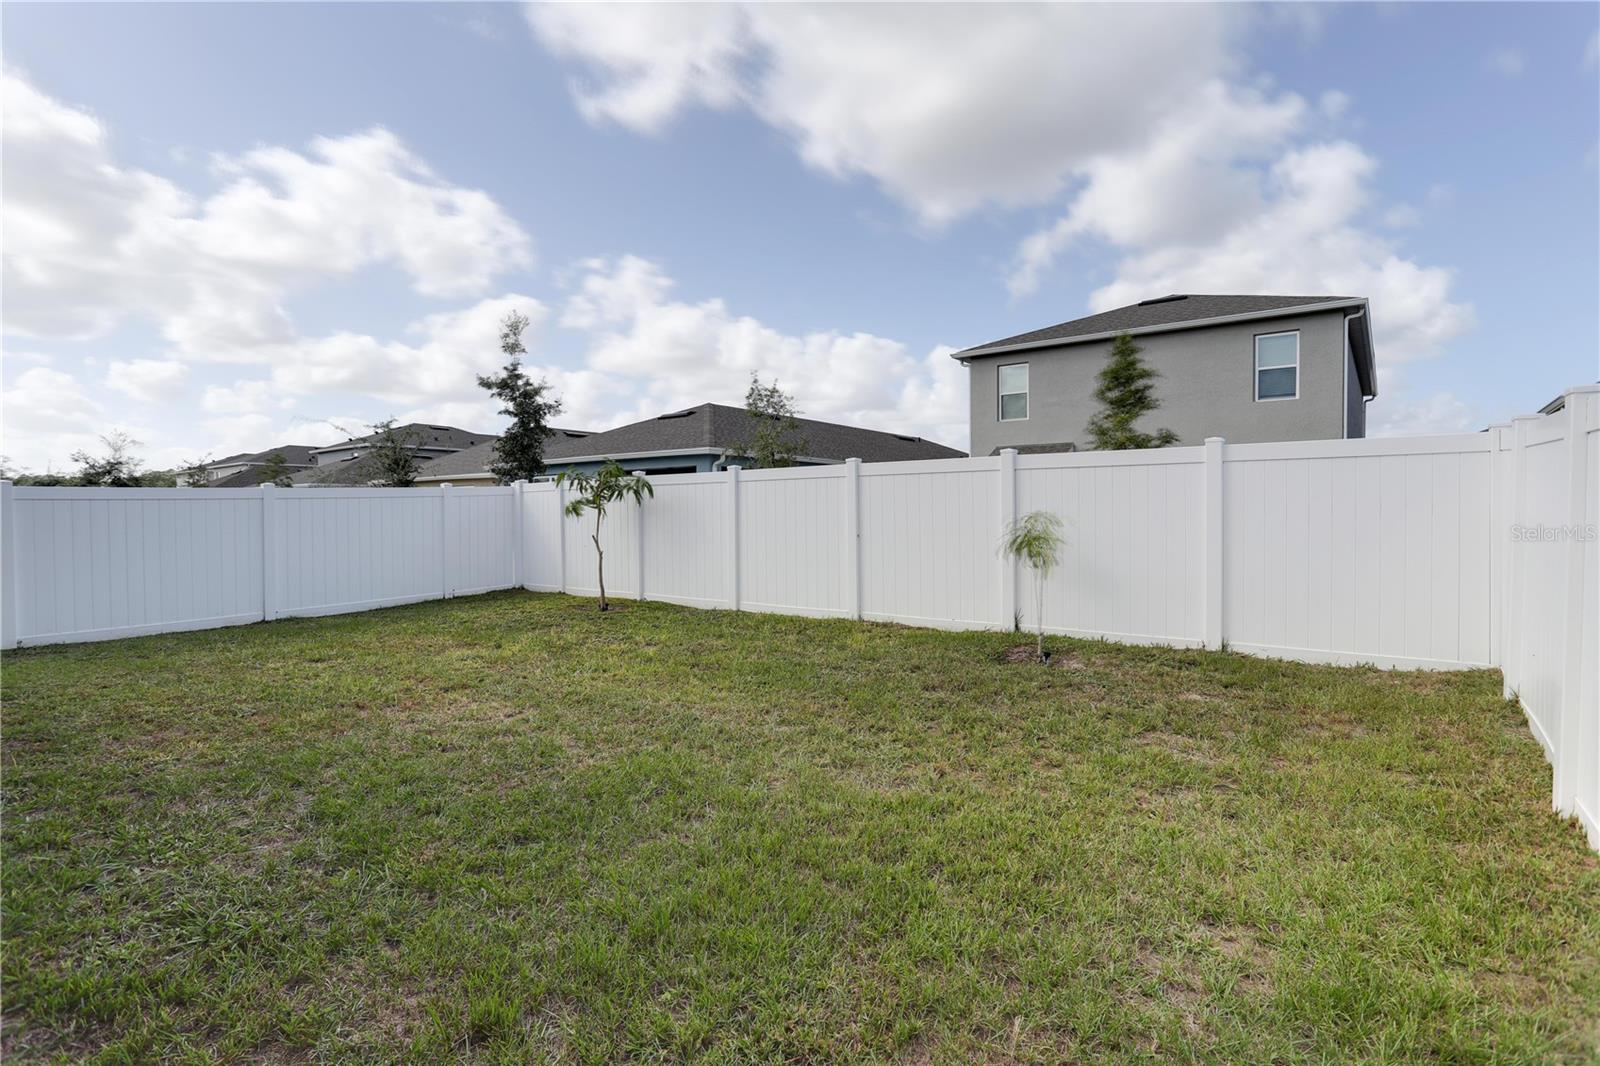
[413,428,596,481]
[310,423,494,454]
[417,407,964,477]
[568,404,964,464]
[990,442,1078,456]
[290,453,442,487]
[958,295,1358,355]
[210,444,318,469]
[210,464,285,488]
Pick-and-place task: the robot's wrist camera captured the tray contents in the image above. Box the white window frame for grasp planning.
[1253,330,1300,402]
[997,362,1029,422]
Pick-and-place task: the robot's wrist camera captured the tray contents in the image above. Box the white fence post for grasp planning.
[439,483,453,599]
[556,480,568,595]
[1487,425,1506,669]
[511,480,527,590]
[727,465,742,611]
[1505,416,1536,699]
[260,483,279,622]
[845,458,862,620]
[1204,437,1225,651]
[1,480,17,650]
[1555,386,1598,812]
[999,448,1017,630]
[633,472,647,601]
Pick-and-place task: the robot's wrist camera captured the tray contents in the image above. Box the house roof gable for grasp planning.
[956,295,1360,356]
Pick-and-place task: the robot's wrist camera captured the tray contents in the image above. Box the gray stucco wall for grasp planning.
[966,308,1363,455]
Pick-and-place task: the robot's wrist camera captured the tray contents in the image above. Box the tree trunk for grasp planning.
[1035,575,1045,663]
[593,529,607,611]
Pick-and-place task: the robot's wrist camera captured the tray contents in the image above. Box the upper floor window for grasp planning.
[1254,331,1299,401]
[998,363,1028,421]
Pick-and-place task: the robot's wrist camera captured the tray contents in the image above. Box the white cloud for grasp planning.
[1009,81,1307,297]
[105,359,188,404]
[1486,47,1526,77]
[528,3,1241,224]
[264,295,551,405]
[2,71,531,358]
[1007,83,1473,366]
[529,3,749,133]
[1370,388,1477,437]
[558,256,968,448]
[2,366,115,473]
[1381,203,1423,229]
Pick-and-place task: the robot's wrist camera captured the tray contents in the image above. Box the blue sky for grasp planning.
[2,2,1596,473]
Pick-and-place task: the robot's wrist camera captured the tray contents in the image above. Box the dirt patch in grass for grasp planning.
[999,644,1083,669]
[1301,714,1370,740]
[1134,730,1223,765]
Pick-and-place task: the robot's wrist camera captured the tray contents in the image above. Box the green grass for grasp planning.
[3,592,1597,1064]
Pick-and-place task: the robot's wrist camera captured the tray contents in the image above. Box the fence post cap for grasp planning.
[1511,414,1542,424]
[845,457,861,466]
[440,482,452,488]
[631,470,646,477]
[999,447,1018,455]
[1562,383,1600,398]
[727,464,742,473]
[1203,436,1226,444]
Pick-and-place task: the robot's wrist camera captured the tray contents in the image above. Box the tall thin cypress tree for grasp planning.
[478,311,564,483]
[1086,333,1179,450]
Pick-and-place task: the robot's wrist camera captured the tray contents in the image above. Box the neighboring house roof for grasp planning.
[290,453,440,486]
[555,403,964,464]
[989,442,1078,456]
[310,423,494,456]
[209,444,319,469]
[210,464,291,488]
[957,295,1360,355]
[412,428,597,482]
[416,406,964,480]
[956,293,1377,400]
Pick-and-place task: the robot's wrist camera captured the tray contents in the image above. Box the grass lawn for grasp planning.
[3,592,1597,1063]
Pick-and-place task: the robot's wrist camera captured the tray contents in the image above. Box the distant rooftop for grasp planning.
[310,423,493,454]
[957,294,1361,356]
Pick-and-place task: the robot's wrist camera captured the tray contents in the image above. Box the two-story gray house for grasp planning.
[955,294,1378,455]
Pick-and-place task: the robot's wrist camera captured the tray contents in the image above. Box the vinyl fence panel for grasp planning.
[1222,435,1494,670]
[7,487,264,645]
[640,473,732,609]
[859,458,1002,630]
[1016,450,1206,646]
[736,466,850,618]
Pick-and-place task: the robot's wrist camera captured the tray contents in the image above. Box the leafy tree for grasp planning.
[1086,333,1178,450]
[179,456,214,487]
[71,431,145,486]
[736,374,807,468]
[1000,511,1065,663]
[555,460,653,612]
[257,451,293,487]
[366,420,421,487]
[477,311,563,483]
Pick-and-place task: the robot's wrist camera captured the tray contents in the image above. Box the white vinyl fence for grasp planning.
[2,386,1595,845]
[0,484,519,645]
